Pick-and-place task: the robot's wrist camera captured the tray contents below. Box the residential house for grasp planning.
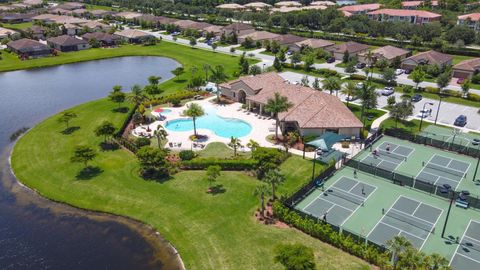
[401,1,438,9]
[82,32,121,46]
[7,38,52,58]
[221,22,255,37]
[401,50,453,71]
[273,34,306,46]
[274,1,303,7]
[367,9,441,24]
[326,41,369,60]
[88,9,115,19]
[62,23,81,36]
[71,8,88,16]
[26,25,45,40]
[78,21,111,32]
[203,25,224,37]
[338,3,381,15]
[458,13,480,32]
[56,2,85,10]
[0,27,19,39]
[358,45,410,64]
[157,16,178,26]
[452,58,480,79]
[216,3,245,10]
[114,29,154,43]
[310,1,336,6]
[238,31,280,43]
[288,38,334,52]
[49,8,73,15]
[0,13,34,23]
[115,11,143,21]
[47,35,89,52]
[219,72,363,137]
[173,19,198,30]
[22,0,43,6]
[244,2,272,11]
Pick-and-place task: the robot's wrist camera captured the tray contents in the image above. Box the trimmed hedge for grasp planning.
[273,202,389,267]
[181,158,258,170]
[142,90,205,107]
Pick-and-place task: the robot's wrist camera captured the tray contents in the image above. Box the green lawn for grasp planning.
[278,155,323,197]
[11,97,372,270]
[380,118,428,134]
[196,142,248,159]
[85,4,114,10]
[0,22,33,30]
[347,103,386,130]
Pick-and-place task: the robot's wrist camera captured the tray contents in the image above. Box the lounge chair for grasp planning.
[169,142,173,147]
[178,143,182,148]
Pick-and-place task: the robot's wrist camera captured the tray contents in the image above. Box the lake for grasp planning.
[0,56,183,269]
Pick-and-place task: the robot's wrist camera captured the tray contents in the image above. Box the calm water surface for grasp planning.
[0,56,182,269]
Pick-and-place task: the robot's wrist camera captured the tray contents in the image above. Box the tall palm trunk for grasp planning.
[193,116,197,136]
[275,119,279,139]
[260,193,265,216]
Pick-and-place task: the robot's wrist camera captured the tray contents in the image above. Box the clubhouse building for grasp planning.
[219,73,363,137]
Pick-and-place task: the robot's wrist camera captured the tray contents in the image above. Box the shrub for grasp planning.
[349,74,366,81]
[135,137,151,148]
[467,93,480,102]
[316,68,338,77]
[424,86,439,94]
[179,150,195,161]
[472,73,480,84]
[181,158,257,170]
[443,89,462,97]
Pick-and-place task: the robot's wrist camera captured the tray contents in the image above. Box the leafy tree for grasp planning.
[94,121,116,142]
[345,62,356,74]
[270,40,280,54]
[241,37,254,49]
[262,168,285,199]
[127,85,147,106]
[341,82,356,107]
[273,56,282,71]
[411,68,425,90]
[249,65,261,75]
[246,139,259,157]
[277,50,287,63]
[153,125,168,149]
[322,77,341,96]
[183,103,205,136]
[171,67,185,80]
[301,75,309,87]
[436,72,451,92]
[148,75,161,85]
[264,93,293,139]
[71,145,96,168]
[387,96,396,107]
[462,78,471,97]
[312,77,321,91]
[206,165,221,189]
[356,82,378,125]
[290,51,302,68]
[58,111,77,129]
[210,64,227,102]
[386,235,412,270]
[136,146,169,177]
[230,47,236,54]
[375,58,389,71]
[390,100,413,127]
[189,37,197,47]
[382,68,397,83]
[254,183,271,217]
[343,50,350,63]
[228,137,242,157]
[303,53,315,71]
[274,243,316,270]
[445,25,476,45]
[239,52,249,74]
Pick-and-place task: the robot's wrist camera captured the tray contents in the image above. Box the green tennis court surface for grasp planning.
[295,135,480,269]
[420,125,480,149]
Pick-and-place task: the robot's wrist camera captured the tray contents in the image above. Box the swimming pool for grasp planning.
[165,106,252,138]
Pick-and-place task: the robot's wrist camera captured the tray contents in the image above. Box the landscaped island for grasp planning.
[10,44,372,269]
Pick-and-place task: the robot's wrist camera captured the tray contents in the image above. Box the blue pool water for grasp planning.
[165,106,252,138]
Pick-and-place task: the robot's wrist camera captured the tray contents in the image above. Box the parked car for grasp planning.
[473,138,480,146]
[404,69,412,74]
[457,78,465,84]
[345,96,358,101]
[356,63,366,69]
[454,115,467,127]
[417,109,432,118]
[326,57,335,63]
[381,87,395,96]
[411,94,423,102]
[171,31,180,36]
[286,51,293,56]
[356,82,364,89]
[395,69,404,76]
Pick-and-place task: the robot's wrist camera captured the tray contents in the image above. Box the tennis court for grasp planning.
[415,154,470,190]
[361,141,414,171]
[421,125,480,148]
[367,196,443,249]
[450,220,480,270]
[303,177,376,226]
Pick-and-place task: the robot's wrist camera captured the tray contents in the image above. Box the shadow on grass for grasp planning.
[76,166,103,180]
[61,126,80,135]
[174,79,187,83]
[207,184,226,195]
[140,169,173,183]
[100,141,119,151]
[112,107,129,113]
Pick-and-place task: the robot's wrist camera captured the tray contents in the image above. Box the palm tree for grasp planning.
[341,82,357,108]
[385,236,412,270]
[262,169,286,199]
[202,63,211,81]
[397,247,425,270]
[210,65,227,103]
[253,183,271,217]
[153,125,168,149]
[356,82,378,126]
[264,92,293,139]
[423,253,450,270]
[228,137,242,157]
[183,103,205,137]
[148,75,161,85]
[364,50,374,69]
[246,139,259,157]
[322,77,341,96]
[127,84,147,107]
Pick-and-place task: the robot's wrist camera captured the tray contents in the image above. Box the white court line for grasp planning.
[419,202,444,250]
[399,195,444,215]
[366,196,402,239]
[380,221,426,242]
[340,179,378,227]
[416,170,440,184]
[347,181,359,193]
[455,253,480,265]
[433,153,471,178]
[450,219,473,265]
[302,176,348,211]
[316,196,353,213]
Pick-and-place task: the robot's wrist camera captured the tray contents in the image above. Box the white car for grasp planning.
[417,109,431,118]
[381,87,395,96]
[356,82,364,89]
[395,69,404,76]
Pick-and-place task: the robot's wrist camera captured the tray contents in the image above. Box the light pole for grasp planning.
[419,102,434,132]
[441,185,455,238]
[472,142,480,182]
[434,94,444,125]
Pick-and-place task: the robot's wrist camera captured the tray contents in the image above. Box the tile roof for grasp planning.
[115,29,153,38]
[47,35,87,46]
[115,11,143,19]
[0,27,18,36]
[275,1,303,7]
[453,58,480,71]
[328,41,369,54]
[365,45,410,60]
[224,73,362,129]
[239,30,280,41]
[222,22,254,31]
[338,3,380,12]
[78,21,110,29]
[404,50,453,65]
[458,13,480,21]
[82,32,121,42]
[173,19,198,28]
[367,9,441,18]
[295,38,334,49]
[401,1,438,7]
[216,3,245,9]
[7,38,51,52]
[244,2,272,8]
[310,1,336,6]
[274,34,306,45]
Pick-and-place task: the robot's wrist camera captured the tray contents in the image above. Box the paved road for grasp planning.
[279,71,480,132]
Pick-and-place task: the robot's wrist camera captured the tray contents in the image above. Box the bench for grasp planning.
[455,199,469,209]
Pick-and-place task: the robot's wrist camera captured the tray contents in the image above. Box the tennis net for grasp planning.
[426,162,465,178]
[386,208,433,233]
[377,149,407,161]
[326,187,365,205]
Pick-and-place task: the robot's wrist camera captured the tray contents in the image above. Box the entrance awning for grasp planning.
[306,132,347,151]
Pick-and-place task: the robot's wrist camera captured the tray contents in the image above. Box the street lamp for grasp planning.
[262,63,266,72]
[441,184,454,238]
[419,102,434,132]
[434,94,445,125]
[472,142,480,182]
